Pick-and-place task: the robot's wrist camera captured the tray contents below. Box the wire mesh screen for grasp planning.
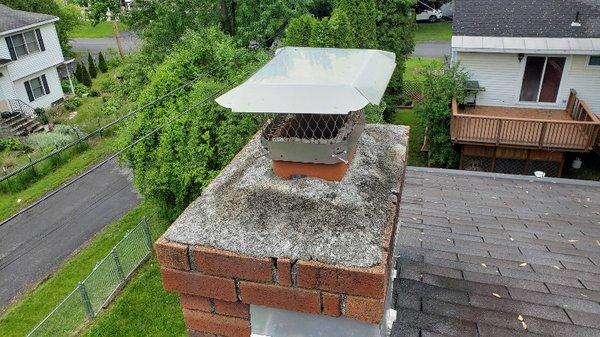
[27,288,88,337]
[494,158,526,175]
[527,160,561,177]
[462,155,492,172]
[262,110,365,144]
[27,218,153,337]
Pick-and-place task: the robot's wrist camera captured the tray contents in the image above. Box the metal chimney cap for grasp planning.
[215,47,397,115]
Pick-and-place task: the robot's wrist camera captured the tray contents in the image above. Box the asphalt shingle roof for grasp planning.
[453,0,600,38]
[392,167,600,337]
[0,4,56,35]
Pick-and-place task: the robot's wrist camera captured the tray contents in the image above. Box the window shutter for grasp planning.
[5,37,17,60]
[24,81,35,102]
[41,75,50,94]
[35,29,45,51]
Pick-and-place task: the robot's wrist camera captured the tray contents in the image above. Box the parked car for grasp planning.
[416,8,443,22]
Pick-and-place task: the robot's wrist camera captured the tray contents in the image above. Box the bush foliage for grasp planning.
[121,28,270,217]
[415,63,468,168]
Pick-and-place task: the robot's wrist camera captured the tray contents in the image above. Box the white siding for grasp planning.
[0,70,15,100]
[456,52,600,116]
[456,52,524,107]
[562,56,600,116]
[2,23,65,81]
[13,67,63,108]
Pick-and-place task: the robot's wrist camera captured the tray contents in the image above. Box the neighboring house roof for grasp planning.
[453,0,600,38]
[0,4,58,36]
[390,167,600,337]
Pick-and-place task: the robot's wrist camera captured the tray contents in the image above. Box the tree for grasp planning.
[74,63,83,83]
[87,52,98,79]
[415,63,468,168]
[98,51,109,73]
[335,0,378,48]
[284,14,319,46]
[80,63,92,87]
[121,28,270,217]
[376,0,417,117]
[87,0,120,23]
[285,9,356,48]
[0,0,80,56]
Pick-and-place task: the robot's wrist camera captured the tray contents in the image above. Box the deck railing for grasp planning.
[451,91,600,152]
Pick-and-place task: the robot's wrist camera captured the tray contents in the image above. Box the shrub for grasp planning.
[415,62,468,168]
[74,82,90,96]
[88,52,98,79]
[98,51,109,73]
[89,90,100,97]
[25,131,74,151]
[64,97,83,111]
[34,107,50,125]
[0,137,29,152]
[80,63,92,87]
[61,80,73,94]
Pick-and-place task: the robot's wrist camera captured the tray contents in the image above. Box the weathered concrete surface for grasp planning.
[166,125,408,268]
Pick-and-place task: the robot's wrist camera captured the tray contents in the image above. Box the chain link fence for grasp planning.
[27,218,153,337]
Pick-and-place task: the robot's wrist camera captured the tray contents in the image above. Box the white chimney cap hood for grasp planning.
[215,47,396,115]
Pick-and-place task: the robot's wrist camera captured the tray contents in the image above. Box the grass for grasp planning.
[415,22,452,42]
[404,57,444,81]
[71,21,127,39]
[0,201,160,337]
[391,108,427,167]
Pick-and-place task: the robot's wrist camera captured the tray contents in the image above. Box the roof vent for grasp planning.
[571,11,582,27]
[216,47,396,181]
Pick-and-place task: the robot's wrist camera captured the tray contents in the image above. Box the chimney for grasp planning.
[155,47,408,337]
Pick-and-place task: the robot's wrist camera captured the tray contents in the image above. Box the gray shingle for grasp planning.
[0,4,56,34]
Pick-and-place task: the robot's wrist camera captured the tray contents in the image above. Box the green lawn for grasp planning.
[0,201,161,337]
[71,21,126,39]
[415,22,452,42]
[391,108,427,167]
[404,57,444,81]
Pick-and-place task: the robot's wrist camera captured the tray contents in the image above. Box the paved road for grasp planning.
[0,158,142,310]
[412,41,451,58]
[70,32,141,58]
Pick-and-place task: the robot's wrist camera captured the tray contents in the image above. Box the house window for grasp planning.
[588,56,600,67]
[24,75,50,102]
[6,29,44,59]
[519,56,566,103]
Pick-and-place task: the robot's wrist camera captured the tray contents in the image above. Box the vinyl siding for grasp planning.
[13,67,63,108]
[561,56,600,116]
[456,52,600,116]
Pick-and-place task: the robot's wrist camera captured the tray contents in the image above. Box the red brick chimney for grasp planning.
[155,124,408,337]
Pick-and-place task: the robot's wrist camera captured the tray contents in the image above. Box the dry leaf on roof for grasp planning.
[519,262,528,267]
[492,293,502,298]
[481,263,487,268]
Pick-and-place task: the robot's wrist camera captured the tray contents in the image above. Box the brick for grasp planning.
[183,309,250,337]
[193,245,272,283]
[239,281,320,314]
[296,259,387,298]
[213,299,250,319]
[187,329,218,337]
[155,237,190,270]
[344,295,385,324]
[277,259,293,286]
[161,268,237,302]
[180,294,211,312]
[321,292,341,317]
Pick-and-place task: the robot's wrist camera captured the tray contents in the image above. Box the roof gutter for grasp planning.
[452,35,600,55]
[0,17,59,37]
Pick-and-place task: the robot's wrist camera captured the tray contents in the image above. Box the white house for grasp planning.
[451,0,600,116]
[0,4,71,110]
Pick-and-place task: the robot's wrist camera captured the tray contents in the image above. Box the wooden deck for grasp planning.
[451,90,600,152]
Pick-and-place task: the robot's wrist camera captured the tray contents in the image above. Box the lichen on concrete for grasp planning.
[165,124,408,267]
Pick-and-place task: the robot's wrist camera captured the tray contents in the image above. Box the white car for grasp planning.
[416,9,443,22]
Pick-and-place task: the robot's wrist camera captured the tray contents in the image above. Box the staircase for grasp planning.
[0,99,44,137]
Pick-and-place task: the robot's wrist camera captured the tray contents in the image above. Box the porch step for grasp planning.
[0,113,43,137]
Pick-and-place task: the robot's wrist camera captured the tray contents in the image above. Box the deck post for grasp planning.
[538,122,548,149]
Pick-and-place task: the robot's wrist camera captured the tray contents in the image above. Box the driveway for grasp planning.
[413,41,451,58]
[0,158,142,310]
[70,31,141,58]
